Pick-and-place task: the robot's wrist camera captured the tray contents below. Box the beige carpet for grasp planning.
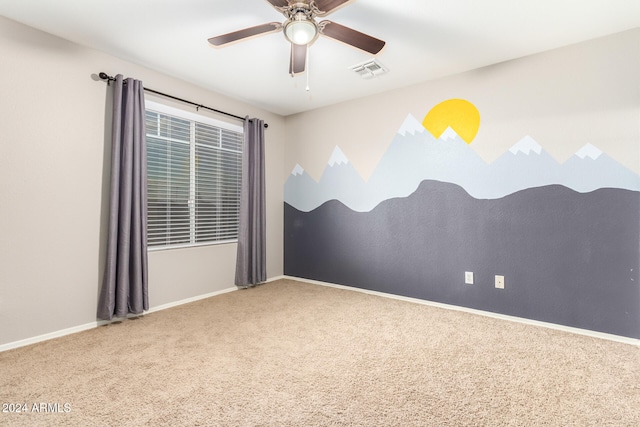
[1,279,639,426]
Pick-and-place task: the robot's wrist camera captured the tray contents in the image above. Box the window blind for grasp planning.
[145,106,242,249]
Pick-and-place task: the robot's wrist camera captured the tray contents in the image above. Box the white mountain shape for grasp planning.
[440,126,459,141]
[398,114,425,136]
[291,164,304,176]
[509,135,542,155]
[328,146,349,166]
[575,143,603,160]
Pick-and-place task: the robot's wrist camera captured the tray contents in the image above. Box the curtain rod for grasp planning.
[98,72,268,128]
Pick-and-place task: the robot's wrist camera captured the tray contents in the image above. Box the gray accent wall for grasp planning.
[284,29,640,339]
[285,182,640,338]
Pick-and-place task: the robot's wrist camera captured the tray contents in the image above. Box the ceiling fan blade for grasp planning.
[289,43,307,76]
[314,0,354,16]
[264,0,290,11]
[319,21,385,55]
[208,22,282,47]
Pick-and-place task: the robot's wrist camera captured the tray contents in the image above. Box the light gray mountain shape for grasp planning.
[284,115,640,212]
[561,148,640,193]
[284,168,319,212]
[478,136,563,199]
[463,137,640,198]
[368,126,489,204]
[316,160,368,210]
[284,146,367,211]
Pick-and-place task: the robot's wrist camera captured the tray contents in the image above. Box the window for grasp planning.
[145,100,243,249]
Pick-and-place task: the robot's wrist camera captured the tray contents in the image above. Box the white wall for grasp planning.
[0,16,284,347]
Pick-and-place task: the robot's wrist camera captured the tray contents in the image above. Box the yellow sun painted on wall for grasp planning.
[422,99,480,144]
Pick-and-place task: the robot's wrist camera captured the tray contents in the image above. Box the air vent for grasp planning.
[348,59,388,79]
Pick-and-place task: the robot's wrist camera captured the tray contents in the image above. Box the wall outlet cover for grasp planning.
[465,271,474,285]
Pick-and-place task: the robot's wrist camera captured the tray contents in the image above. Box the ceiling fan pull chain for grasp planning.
[306,44,311,91]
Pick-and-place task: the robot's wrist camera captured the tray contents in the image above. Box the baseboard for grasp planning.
[282,275,640,347]
[146,287,237,314]
[0,321,106,354]
[5,275,635,352]
[0,286,237,353]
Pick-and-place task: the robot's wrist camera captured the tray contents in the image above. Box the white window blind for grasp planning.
[145,101,243,249]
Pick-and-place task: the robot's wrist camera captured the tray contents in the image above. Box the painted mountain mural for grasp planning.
[284,114,640,212]
[284,109,640,339]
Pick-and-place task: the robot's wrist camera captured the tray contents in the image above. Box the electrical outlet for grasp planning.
[465,271,474,285]
[495,275,505,289]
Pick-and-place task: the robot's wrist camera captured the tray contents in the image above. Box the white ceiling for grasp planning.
[1,0,639,116]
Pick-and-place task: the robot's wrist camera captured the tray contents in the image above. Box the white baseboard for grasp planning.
[147,287,237,314]
[4,276,636,352]
[0,321,107,354]
[0,286,237,353]
[282,275,640,347]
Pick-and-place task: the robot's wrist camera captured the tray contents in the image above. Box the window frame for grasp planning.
[145,99,244,252]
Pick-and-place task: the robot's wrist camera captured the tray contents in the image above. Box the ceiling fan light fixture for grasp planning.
[284,14,317,45]
[208,1,387,77]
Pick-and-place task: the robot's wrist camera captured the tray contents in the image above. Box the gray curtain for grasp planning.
[235,118,266,287]
[97,75,149,320]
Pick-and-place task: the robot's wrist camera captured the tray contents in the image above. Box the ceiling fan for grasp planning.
[208,0,386,76]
